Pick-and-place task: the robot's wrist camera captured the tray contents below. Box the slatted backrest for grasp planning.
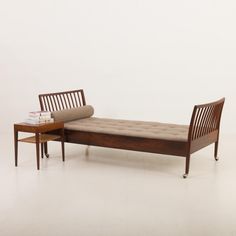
[188,98,225,141]
[39,89,86,112]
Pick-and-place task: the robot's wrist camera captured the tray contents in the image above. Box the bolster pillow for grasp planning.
[51,105,94,122]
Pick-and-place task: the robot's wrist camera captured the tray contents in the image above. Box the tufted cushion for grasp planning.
[65,117,189,141]
[52,105,94,122]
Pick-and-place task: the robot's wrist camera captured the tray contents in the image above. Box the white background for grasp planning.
[0,0,235,134]
[1,2,236,235]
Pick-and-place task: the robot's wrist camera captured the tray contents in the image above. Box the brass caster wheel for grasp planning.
[215,157,219,161]
[46,154,49,158]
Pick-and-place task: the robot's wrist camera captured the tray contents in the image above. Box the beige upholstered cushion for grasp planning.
[52,105,94,122]
[65,117,189,141]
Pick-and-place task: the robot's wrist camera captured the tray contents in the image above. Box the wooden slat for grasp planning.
[198,107,209,137]
[62,94,68,109]
[208,105,215,132]
[42,96,48,111]
[77,91,82,106]
[52,95,58,111]
[200,106,210,137]
[46,96,51,111]
[49,95,55,111]
[69,93,75,107]
[193,108,202,139]
[56,95,62,110]
[66,93,72,108]
[73,92,79,107]
[59,94,65,109]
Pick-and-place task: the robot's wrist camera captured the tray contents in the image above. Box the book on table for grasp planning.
[25,111,54,124]
[29,111,51,118]
[25,118,54,124]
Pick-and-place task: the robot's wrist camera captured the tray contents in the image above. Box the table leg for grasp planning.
[41,143,44,158]
[14,128,18,167]
[36,133,40,170]
[61,128,65,162]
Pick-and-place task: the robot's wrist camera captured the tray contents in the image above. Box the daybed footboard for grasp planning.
[183,98,225,178]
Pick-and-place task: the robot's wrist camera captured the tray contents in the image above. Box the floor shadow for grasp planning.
[82,146,185,175]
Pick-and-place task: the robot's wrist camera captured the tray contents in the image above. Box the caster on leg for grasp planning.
[183,154,190,179]
[183,174,188,179]
[214,141,219,161]
[44,142,49,158]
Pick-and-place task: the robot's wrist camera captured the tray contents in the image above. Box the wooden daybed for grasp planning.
[39,89,225,178]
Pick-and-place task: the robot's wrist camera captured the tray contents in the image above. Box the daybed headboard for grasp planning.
[39,89,86,112]
[188,98,225,142]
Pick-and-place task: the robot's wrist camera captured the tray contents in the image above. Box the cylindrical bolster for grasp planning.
[51,105,94,122]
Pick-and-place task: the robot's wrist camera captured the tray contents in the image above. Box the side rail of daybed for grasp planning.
[39,89,85,112]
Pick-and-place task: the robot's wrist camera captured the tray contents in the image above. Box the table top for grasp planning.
[14,121,64,133]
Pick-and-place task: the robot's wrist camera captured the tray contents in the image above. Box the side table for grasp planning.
[14,122,65,170]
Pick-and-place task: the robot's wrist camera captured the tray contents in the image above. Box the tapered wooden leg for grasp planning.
[36,133,40,170]
[14,129,18,167]
[214,141,219,161]
[44,142,49,158]
[183,154,190,178]
[61,128,65,162]
[41,143,44,158]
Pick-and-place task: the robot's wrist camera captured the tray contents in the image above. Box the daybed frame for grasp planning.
[39,89,225,178]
